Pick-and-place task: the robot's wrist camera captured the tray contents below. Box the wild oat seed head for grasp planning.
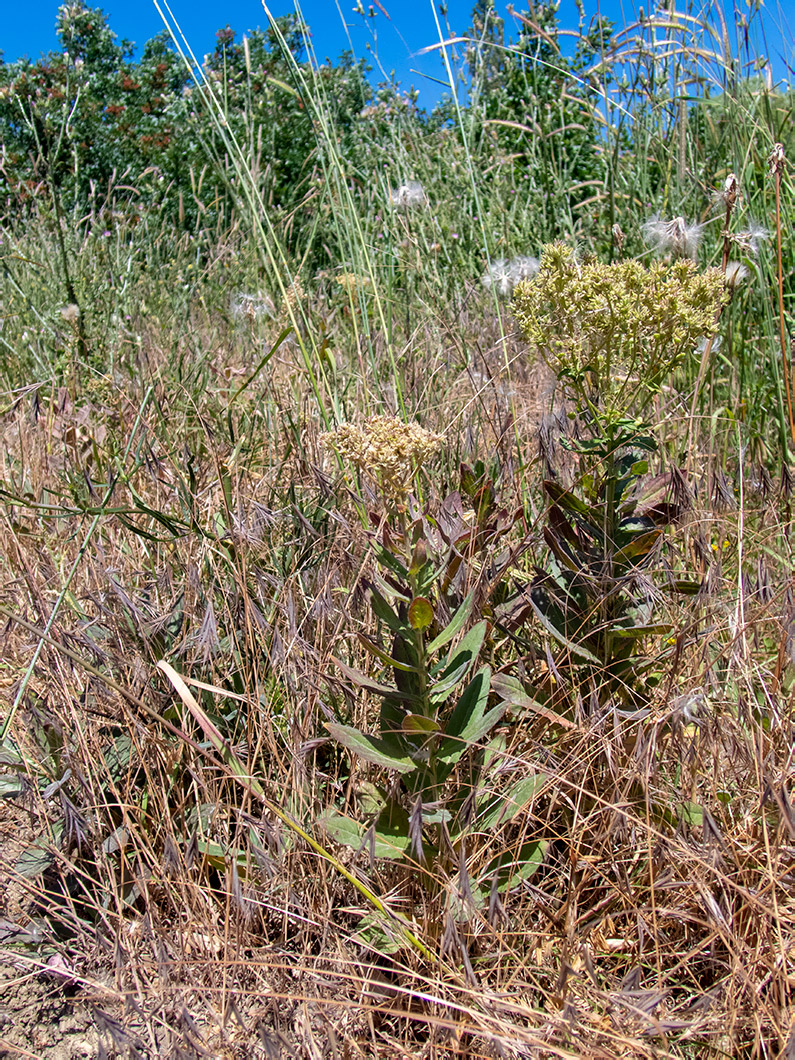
[512,242,727,420]
[321,415,442,500]
[641,214,704,260]
[389,181,428,210]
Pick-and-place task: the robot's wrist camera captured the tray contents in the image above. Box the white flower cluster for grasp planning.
[481,254,540,298]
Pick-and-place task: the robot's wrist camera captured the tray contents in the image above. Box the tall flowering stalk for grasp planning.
[318,416,538,904]
[511,244,727,706]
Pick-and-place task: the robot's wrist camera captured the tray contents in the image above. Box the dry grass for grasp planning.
[1,279,795,1059]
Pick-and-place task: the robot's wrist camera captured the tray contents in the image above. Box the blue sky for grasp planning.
[2,0,792,109]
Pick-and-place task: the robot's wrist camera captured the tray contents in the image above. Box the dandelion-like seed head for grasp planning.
[481,258,514,298]
[641,214,704,260]
[734,221,769,258]
[321,415,442,500]
[509,255,540,285]
[60,303,81,324]
[389,181,428,210]
[231,292,275,323]
[724,260,750,289]
[482,255,540,298]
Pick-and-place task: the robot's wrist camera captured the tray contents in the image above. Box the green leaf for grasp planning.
[102,734,133,784]
[373,545,408,580]
[331,656,417,704]
[408,597,434,631]
[680,801,703,828]
[15,821,64,879]
[474,775,546,832]
[670,579,702,596]
[357,634,420,673]
[430,620,487,704]
[317,809,363,851]
[441,667,491,744]
[325,723,416,774]
[194,838,249,873]
[370,587,407,634]
[543,480,603,541]
[0,774,26,798]
[0,742,24,768]
[355,912,410,954]
[483,840,549,894]
[318,803,411,859]
[357,782,387,816]
[528,595,602,665]
[401,714,440,734]
[372,801,412,858]
[426,592,475,654]
[491,673,576,730]
[456,702,509,748]
[611,623,673,639]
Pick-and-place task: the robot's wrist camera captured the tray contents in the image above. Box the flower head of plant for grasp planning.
[282,277,305,313]
[231,292,275,323]
[509,255,540,285]
[335,272,370,295]
[481,258,514,298]
[321,415,442,501]
[641,214,704,260]
[60,303,81,324]
[724,260,750,289]
[389,181,427,210]
[734,221,769,258]
[512,243,727,423]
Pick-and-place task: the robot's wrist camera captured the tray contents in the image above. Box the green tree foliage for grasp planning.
[463,0,607,241]
[0,4,370,241]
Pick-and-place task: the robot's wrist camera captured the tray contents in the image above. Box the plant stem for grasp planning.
[770,144,795,453]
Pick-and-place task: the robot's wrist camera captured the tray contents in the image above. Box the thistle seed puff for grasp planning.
[389,181,427,210]
[734,222,769,257]
[231,292,275,323]
[641,214,704,259]
[321,415,442,499]
[724,260,750,289]
[481,258,514,298]
[509,255,540,285]
[482,254,539,298]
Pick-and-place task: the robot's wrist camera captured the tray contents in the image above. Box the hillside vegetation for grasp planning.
[1,2,795,1056]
